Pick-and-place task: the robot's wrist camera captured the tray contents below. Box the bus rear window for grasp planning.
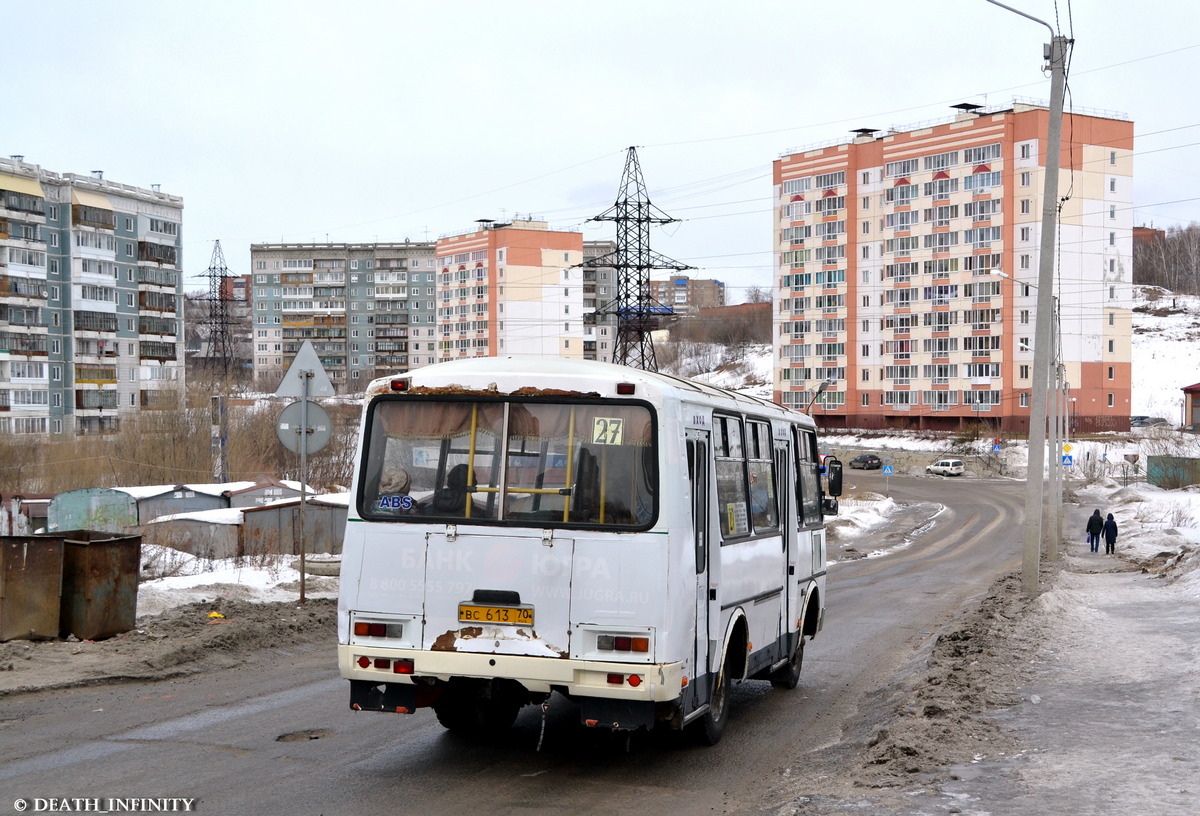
[359,398,656,528]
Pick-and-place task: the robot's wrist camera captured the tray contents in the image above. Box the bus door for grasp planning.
[775,440,796,639]
[686,430,716,705]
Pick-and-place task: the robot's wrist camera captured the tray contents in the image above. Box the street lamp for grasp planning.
[807,377,836,413]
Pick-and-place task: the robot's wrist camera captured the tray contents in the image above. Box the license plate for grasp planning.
[458,604,534,625]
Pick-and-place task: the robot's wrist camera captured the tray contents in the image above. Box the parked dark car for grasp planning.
[849,454,882,470]
[1130,417,1169,428]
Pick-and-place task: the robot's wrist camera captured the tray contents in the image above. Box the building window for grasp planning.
[1020,172,1031,186]
[1109,285,1116,298]
[1020,227,1031,241]
[1108,365,1115,380]
[861,344,869,356]
[1110,151,1116,166]
[1020,255,1030,269]
[1021,199,1032,214]
[1020,144,1031,159]
[1020,393,1029,407]
[1020,309,1030,325]
[862,393,869,406]
[861,296,870,307]
[861,171,870,184]
[862,221,869,235]
[1109,312,1114,326]
[1109,178,1116,192]
[861,369,869,381]
[861,245,870,259]
[1109,205,1116,219]
[1109,232,1115,246]
[861,197,869,210]
[1020,364,1030,379]
[49,205,59,220]
[48,232,58,247]
[1108,339,1114,353]
[1019,337,1030,351]
[1108,393,1115,407]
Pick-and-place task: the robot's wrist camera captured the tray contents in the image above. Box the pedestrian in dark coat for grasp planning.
[1103,513,1118,555]
[1086,509,1104,552]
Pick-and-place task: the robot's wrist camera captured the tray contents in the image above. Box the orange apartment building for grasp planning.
[434,219,588,361]
[772,101,1134,433]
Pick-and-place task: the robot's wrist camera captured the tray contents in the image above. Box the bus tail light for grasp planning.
[616,382,636,395]
[597,634,650,653]
[392,659,414,674]
[353,620,405,639]
[390,378,410,392]
[605,673,643,687]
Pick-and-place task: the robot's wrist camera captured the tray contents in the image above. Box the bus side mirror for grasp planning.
[826,458,843,497]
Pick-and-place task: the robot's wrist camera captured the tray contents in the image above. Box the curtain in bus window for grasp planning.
[365,399,503,519]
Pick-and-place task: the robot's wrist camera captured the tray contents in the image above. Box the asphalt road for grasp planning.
[0,472,1025,816]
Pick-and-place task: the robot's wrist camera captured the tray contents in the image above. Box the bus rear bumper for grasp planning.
[339,644,685,705]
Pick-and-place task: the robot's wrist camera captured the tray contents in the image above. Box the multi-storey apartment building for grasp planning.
[249,222,614,392]
[434,219,584,361]
[582,239,617,363]
[249,242,437,391]
[772,101,1134,433]
[644,275,726,316]
[1,158,185,436]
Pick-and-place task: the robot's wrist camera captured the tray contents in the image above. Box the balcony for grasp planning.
[138,241,177,266]
[139,341,177,361]
[75,389,119,410]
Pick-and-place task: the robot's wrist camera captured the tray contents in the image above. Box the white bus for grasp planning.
[338,357,842,744]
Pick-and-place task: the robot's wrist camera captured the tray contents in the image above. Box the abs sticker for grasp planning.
[378,495,415,511]
[591,417,624,445]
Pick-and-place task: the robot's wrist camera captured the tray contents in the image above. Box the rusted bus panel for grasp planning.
[0,536,64,642]
[57,530,141,641]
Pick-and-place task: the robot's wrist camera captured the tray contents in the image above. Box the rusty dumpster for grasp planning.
[57,530,141,641]
[0,536,65,641]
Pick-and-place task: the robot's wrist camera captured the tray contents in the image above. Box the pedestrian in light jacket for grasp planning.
[1086,509,1104,552]
[1103,513,1118,555]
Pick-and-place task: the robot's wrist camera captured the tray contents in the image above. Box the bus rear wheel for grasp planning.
[769,636,804,690]
[693,653,730,745]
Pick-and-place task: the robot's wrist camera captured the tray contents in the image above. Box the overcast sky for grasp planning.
[8,1,1200,299]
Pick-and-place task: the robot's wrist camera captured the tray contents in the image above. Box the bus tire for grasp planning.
[693,652,731,745]
[769,636,804,690]
[432,681,521,736]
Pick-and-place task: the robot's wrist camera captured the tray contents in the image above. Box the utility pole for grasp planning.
[583,147,692,371]
[987,0,1071,595]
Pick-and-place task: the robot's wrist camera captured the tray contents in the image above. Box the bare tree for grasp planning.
[1134,223,1200,295]
[743,285,772,304]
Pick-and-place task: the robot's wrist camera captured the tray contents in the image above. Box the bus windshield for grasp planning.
[359,397,657,529]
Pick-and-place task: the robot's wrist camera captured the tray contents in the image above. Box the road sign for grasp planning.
[1062,454,1073,466]
[1062,443,1073,454]
[274,340,336,399]
[882,465,894,475]
[992,444,1002,453]
[277,400,332,455]
[882,455,893,465]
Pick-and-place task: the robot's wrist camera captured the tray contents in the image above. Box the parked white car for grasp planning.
[926,458,965,476]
